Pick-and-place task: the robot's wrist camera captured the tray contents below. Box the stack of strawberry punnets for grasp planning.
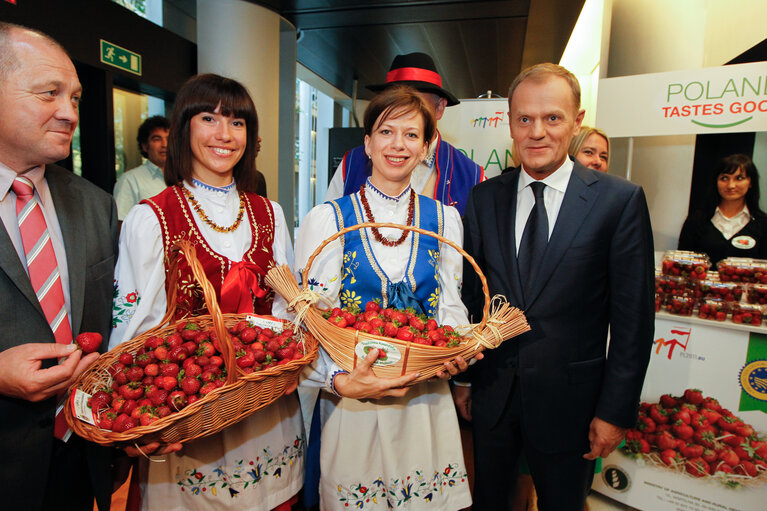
[661,250,710,280]
[624,389,767,485]
[266,222,530,383]
[718,257,767,284]
[65,241,318,445]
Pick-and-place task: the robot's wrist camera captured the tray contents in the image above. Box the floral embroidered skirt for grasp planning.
[137,394,304,511]
[319,380,471,510]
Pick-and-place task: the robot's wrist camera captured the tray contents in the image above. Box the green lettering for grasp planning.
[741,76,762,97]
[505,149,514,168]
[485,149,501,170]
[721,78,739,97]
[684,81,704,101]
[667,83,683,102]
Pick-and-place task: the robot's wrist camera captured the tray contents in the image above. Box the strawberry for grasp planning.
[719,449,740,467]
[383,322,398,338]
[126,366,144,382]
[199,381,217,395]
[672,420,693,440]
[147,388,169,407]
[425,318,439,331]
[408,316,426,331]
[118,352,134,365]
[97,411,116,430]
[240,327,257,344]
[671,408,692,425]
[180,376,201,396]
[197,341,215,358]
[680,443,704,458]
[135,352,155,368]
[236,350,255,368]
[735,424,755,437]
[179,323,200,341]
[112,413,136,433]
[169,346,189,363]
[735,460,758,477]
[153,345,169,362]
[276,347,295,360]
[392,311,408,326]
[144,335,164,350]
[157,405,172,418]
[118,383,144,401]
[702,397,722,412]
[75,332,102,354]
[157,375,178,392]
[683,388,704,405]
[329,315,347,328]
[685,457,709,477]
[396,326,415,342]
[167,390,188,411]
[656,430,677,451]
[364,300,381,313]
[721,434,745,447]
[660,449,681,466]
[636,416,656,433]
[626,438,650,454]
[159,362,180,378]
[702,448,718,464]
[700,408,722,426]
[184,363,203,378]
[649,404,670,424]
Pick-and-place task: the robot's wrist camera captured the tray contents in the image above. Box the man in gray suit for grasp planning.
[0,23,117,510]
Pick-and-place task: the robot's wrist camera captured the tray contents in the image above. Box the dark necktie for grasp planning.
[518,181,548,297]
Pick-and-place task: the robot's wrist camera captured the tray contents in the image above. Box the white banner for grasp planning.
[592,316,767,510]
[439,98,514,178]
[596,61,767,138]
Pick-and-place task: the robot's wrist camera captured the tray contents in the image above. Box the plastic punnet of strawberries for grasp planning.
[623,388,767,484]
[87,319,305,433]
[324,300,463,347]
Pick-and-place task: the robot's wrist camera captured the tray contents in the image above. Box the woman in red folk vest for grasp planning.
[109,74,303,511]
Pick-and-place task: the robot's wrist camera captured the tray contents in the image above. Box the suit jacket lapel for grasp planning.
[0,218,43,312]
[525,163,599,308]
[47,165,86,334]
[495,170,525,306]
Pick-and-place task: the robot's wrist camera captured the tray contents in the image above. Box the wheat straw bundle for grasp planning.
[65,240,318,446]
[266,222,529,383]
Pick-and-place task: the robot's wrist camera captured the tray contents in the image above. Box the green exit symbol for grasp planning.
[100,40,142,76]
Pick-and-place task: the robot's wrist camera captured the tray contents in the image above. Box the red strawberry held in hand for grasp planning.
[75,332,102,354]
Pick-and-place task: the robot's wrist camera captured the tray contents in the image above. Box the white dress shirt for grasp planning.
[514,158,574,253]
[711,205,751,240]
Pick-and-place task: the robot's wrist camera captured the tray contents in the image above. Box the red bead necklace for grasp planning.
[359,184,415,247]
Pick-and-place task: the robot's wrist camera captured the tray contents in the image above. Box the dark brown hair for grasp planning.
[705,153,763,215]
[363,85,436,144]
[165,73,259,192]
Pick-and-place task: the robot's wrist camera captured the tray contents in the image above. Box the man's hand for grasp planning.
[452,385,472,421]
[333,349,418,399]
[435,352,483,380]
[123,442,183,458]
[0,343,99,402]
[583,416,627,460]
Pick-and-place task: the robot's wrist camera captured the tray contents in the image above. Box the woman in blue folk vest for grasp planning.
[294,86,474,510]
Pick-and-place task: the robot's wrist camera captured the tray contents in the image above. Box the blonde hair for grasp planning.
[569,126,610,169]
[507,63,581,112]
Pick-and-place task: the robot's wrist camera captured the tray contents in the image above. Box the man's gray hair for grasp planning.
[0,22,68,84]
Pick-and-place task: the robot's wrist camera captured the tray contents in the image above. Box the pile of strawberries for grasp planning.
[88,320,304,433]
[624,389,767,481]
[324,301,462,347]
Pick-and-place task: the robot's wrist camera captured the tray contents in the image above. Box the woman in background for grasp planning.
[678,153,767,264]
[569,126,610,172]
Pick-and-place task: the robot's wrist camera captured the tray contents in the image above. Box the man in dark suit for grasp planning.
[0,23,117,510]
[454,63,654,510]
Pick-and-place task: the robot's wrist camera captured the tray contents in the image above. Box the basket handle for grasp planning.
[302,221,491,331]
[163,240,237,385]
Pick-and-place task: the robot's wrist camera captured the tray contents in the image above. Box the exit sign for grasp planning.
[100,39,142,76]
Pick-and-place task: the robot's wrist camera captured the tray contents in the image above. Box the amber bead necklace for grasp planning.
[359,184,415,247]
[182,185,246,233]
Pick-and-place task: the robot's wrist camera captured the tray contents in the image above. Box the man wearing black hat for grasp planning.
[325,52,484,215]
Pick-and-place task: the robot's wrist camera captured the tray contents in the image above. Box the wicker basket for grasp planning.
[65,240,318,446]
[266,222,529,383]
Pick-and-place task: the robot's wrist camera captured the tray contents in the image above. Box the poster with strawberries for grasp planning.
[592,317,767,510]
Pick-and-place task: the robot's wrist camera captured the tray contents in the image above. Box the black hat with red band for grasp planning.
[367,52,460,106]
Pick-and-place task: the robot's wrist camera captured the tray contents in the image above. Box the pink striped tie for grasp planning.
[12,176,73,441]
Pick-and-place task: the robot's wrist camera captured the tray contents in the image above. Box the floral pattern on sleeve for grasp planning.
[112,280,140,328]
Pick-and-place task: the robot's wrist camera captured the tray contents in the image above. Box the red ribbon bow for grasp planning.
[220,260,267,314]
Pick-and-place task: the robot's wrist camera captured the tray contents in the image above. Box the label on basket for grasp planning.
[247,314,284,333]
[70,389,98,426]
[354,339,402,366]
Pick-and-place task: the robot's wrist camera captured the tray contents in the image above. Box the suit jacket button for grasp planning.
[39,417,53,428]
